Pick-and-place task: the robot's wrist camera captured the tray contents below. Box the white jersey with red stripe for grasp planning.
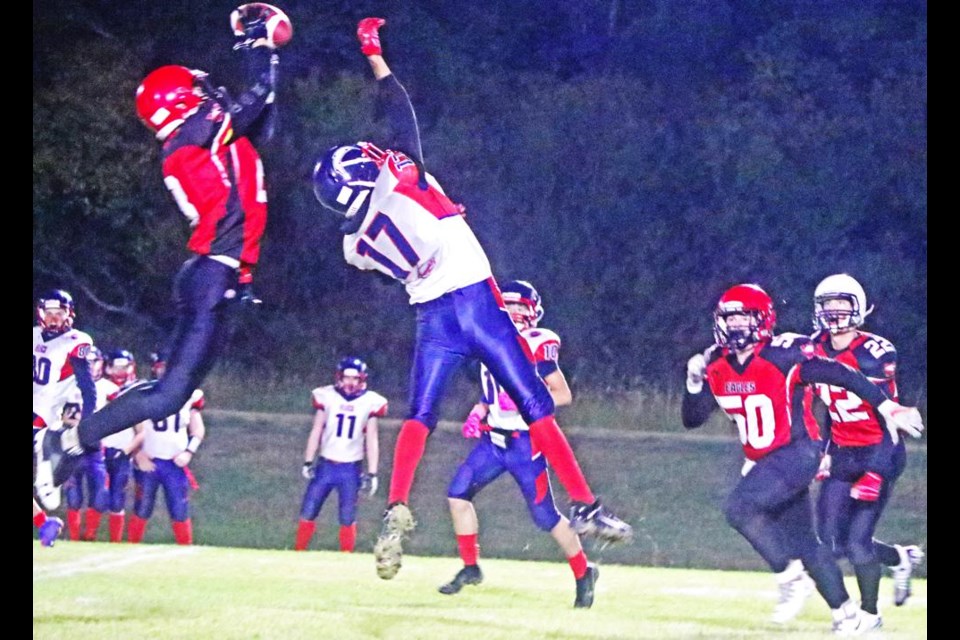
[32,326,93,428]
[141,389,205,460]
[312,385,388,463]
[482,327,561,432]
[342,148,491,304]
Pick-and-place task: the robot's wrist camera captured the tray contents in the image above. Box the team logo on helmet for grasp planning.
[312,144,380,231]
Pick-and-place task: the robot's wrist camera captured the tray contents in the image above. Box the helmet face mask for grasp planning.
[713,284,776,350]
[335,357,368,396]
[37,289,75,336]
[312,144,380,231]
[135,65,208,141]
[105,349,137,386]
[500,280,544,330]
[813,273,870,334]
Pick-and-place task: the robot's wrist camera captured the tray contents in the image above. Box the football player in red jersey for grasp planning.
[36,5,288,500]
[682,283,923,634]
[808,274,924,623]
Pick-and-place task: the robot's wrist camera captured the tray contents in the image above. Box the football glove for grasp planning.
[361,472,378,497]
[302,461,315,480]
[462,409,483,439]
[814,453,831,482]
[877,399,924,445]
[686,352,707,393]
[850,471,882,502]
[357,17,386,56]
[231,3,293,50]
[740,458,756,477]
[497,391,518,413]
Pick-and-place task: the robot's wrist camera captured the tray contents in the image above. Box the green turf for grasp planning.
[33,542,927,639]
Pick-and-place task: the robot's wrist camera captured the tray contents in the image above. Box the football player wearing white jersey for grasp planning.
[33,289,97,511]
[34,497,63,547]
[99,349,143,542]
[129,353,205,546]
[441,281,600,608]
[294,357,385,553]
[313,17,630,580]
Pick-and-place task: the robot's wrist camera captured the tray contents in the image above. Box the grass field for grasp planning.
[33,541,926,639]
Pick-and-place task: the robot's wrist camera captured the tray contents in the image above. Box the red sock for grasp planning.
[172,519,193,545]
[127,515,147,543]
[388,420,430,505]
[568,550,588,579]
[528,416,595,504]
[339,524,357,552]
[109,513,125,542]
[457,533,480,566]
[83,510,102,541]
[34,511,47,528]
[67,509,82,541]
[294,520,316,551]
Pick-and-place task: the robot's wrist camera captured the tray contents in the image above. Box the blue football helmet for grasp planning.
[105,349,137,386]
[150,350,169,380]
[500,280,544,330]
[36,289,76,335]
[336,356,369,396]
[312,144,380,232]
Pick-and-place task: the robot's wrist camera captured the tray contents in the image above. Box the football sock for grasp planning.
[172,519,193,545]
[339,523,357,552]
[127,515,147,543]
[67,509,82,541]
[83,510,102,541]
[528,416,595,504]
[854,562,882,614]
[457,533,480,566]
[34,511,47,528]
[109,512,125,542]
[568,550,589,580]
[294,520,316,551]
[388,420,430,505]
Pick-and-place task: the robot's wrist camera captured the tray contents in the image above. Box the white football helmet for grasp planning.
[813,273,873,333]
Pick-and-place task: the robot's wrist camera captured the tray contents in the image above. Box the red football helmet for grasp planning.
[135,65,207,141]
[713,284,777,350]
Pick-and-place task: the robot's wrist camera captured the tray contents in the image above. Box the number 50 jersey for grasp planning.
[311,385,388,463]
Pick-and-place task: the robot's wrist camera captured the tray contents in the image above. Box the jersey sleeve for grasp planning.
[311,387,326,411]
[190,389,205,411]
[370,391,389,418]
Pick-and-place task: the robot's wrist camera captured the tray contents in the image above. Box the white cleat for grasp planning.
[771,570,815,624]
[892,544,925,606]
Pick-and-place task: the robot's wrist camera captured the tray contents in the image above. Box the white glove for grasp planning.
[361,472,378,497]
[686,353,707,393]
[877,399,924,445]
[740,458,756,477]
[302,461,315,480]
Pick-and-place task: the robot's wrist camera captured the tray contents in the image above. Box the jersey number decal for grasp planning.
[815,384,869,423]
[716,394,776,449]
[481,368,501,406]
[153,412,184,433]
[356,213,421,280]
[33,355,52,385]
[335,413,358,439]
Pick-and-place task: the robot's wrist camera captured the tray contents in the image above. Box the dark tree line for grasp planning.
[34,1,926,408]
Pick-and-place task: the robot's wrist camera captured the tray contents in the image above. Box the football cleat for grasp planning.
[35,427,86,501]
[771,570,814,624]
[38,516,64,548]
[373,503,416,580]
[438,564,483,595]
[831,599,864,636]
[892,544,925,606]
[574,563,600,608]
[569,500,633,544]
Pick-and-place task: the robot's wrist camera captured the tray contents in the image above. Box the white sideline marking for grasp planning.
[34,546,199,579]
[662,586,927,607]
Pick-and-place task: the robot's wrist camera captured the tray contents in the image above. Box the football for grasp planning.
[231,3,293,49]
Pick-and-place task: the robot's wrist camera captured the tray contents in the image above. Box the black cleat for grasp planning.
[35,427,85,494]
[438,564,483,595]
[574,563,600,608]
[569,500,633,544]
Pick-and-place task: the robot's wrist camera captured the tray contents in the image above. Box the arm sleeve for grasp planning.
[682,389,716,429]
[798,357,890,407]
[377,74,425,167]
[71,357,97,419]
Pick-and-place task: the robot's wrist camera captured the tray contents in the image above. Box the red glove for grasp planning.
[357,17,386,56]
[462,409,483,438]
[850,471,882,501]
[814,454,831,482]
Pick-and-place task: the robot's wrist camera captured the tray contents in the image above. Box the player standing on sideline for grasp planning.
[808,273,925,621]
[100,349,144,542]
[312,17,631,580]
[36,4,292,499]
[294,357,385,553]
[440,280,600,608]
[682,283,923,634]
[129,353,205,545]
[33,289,97,511]
[33,498,63,547]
